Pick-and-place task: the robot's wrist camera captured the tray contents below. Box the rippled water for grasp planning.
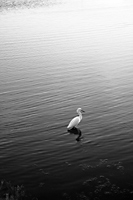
[1,0,133,199]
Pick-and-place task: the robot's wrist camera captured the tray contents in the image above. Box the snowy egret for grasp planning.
[67,108,85,130]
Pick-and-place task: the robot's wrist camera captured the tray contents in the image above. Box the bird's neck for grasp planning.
[78,112,82,120]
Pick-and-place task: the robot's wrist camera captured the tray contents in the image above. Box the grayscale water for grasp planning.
[1,0,133,199]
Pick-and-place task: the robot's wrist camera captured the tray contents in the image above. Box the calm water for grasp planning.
[1,0,133,199]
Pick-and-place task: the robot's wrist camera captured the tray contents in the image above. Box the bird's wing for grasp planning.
[67,116,80,129]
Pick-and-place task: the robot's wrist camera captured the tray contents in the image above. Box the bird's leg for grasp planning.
[76,128,82,141]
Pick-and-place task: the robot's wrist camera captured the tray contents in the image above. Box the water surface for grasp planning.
[1,0,133,199]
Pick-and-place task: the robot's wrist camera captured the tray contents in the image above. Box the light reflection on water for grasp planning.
[1,0,133,199]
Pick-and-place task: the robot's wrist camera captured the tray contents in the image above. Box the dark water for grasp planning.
[1,0,133,199]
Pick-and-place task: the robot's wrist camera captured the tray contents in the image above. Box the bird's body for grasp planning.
[67,108,84,130]
[67,116,81,129]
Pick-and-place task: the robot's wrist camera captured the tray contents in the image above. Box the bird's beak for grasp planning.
[82,110,85,113]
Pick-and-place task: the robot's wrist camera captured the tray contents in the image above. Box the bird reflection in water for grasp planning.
[68,127,82,141]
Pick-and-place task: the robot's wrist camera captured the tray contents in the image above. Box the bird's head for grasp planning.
[77,108,85,114]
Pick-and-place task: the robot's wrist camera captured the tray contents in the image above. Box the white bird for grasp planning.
[67,108,85,130]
